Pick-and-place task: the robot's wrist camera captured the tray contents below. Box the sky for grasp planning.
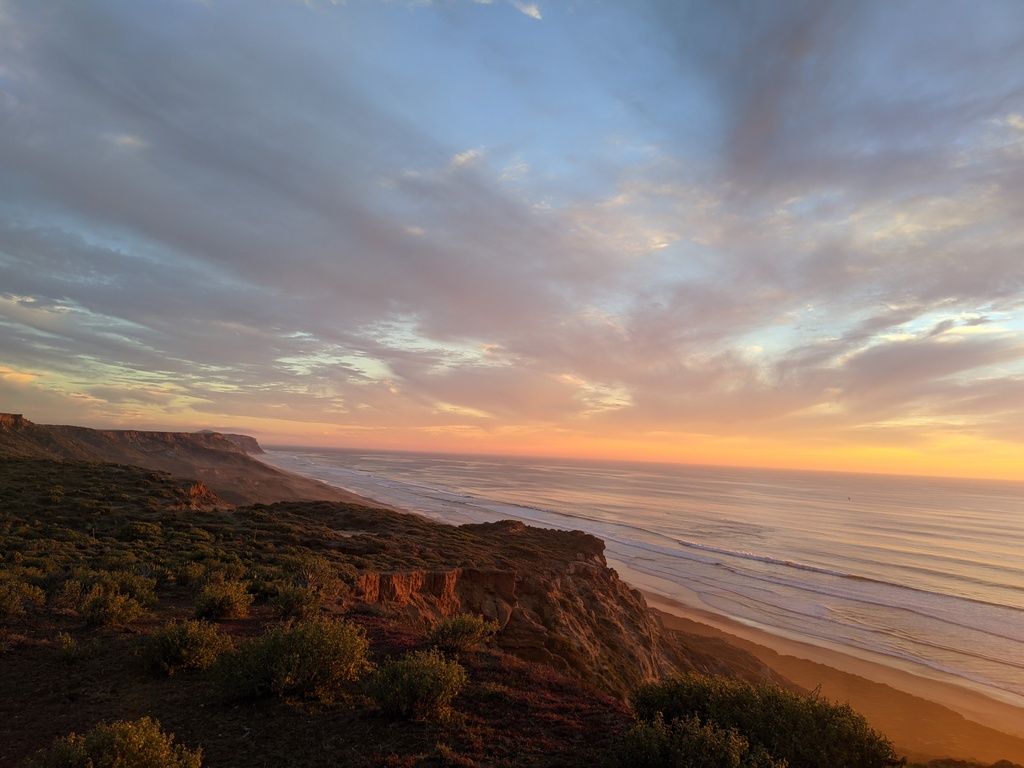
[1,0,1023,481]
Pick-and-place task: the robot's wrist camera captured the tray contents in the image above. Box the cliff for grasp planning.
[0,414,368,506]
[341,517,783,696]
[0,415,782,696]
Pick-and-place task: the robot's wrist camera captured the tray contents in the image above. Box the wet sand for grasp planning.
[616,563,1024,764]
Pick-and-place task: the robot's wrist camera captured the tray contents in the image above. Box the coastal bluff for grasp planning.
[349,521,784,695]
[3,415,1021,766]
[0,414,781,697]
[0,413,368,505]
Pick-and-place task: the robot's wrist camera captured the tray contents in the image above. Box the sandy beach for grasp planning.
[608,556,1024,765]
[257,450,1024,764]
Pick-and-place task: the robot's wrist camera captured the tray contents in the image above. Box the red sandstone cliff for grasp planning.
[351,520,783,696]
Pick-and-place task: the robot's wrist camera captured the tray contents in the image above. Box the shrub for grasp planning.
[23,716,202,768]
[605,715,783,768]
[175,562,206,588]
[630,674,905,768]
[215,616,372,704]
[367,648,468,721]
[118,520,163,542]
[285,554,348,598]
[144,619,234,676]
[0,578,45,622]
[83,591,145,628]
[55,631,98,664]
[103,571,158,606]
[428,613,499,654]
[268,584,323,619]
[193,580,253,620]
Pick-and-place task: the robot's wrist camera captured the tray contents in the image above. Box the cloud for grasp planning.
[509,1,541,20]
[450,148,484,167]
[1,0,1022,473]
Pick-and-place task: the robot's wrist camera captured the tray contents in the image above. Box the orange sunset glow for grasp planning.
[1,1,1022,482]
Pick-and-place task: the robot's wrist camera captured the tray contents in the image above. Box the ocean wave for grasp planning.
[265,449,1024,703]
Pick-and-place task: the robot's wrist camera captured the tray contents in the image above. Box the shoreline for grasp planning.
[607,564,1024,763]
[258,453,1024,764]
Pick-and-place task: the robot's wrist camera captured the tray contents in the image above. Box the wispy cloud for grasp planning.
[1,0,1021,476]
[509,1,541,20]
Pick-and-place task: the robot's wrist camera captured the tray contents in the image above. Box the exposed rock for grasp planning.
[2,414,787,698]
[353,524,785,697]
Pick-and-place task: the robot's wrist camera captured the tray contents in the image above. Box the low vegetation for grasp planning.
[6,456,1004,767]
[606,714,784,768]
[144,619,234,676]
[23,717,202,768]
[428,612,499,655]
[628,673,905,768]
[192,580,254,620]
[367,648,468,721]
[214,616,372,705]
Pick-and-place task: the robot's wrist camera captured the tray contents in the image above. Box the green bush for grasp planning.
[144,619,234,676]
[103,571,158,605]
[428,613,499,654]
[118,520,163,542]
[193,580,253,620]
[56,570,157,627]
[367,648,467,721]
[55,631,98,664]
[0,578,45,622]
[284,554,348,598]
[83,591,145,628]
[605,715,783,768]
[268,584,323,619]
[174,562,206,588]
[23,716,202,768]
[630,674,904,768]
[214,616,372,704]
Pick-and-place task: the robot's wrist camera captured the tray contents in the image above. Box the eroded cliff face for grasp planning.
[3,414,782,697]
[352,521,779,696]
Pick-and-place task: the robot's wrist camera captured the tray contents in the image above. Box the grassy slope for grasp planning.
[0,458,632,767]
[2,458,1016,768]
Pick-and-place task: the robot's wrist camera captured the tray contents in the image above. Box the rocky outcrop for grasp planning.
[0,413,28,429]
[353,523,782,696]
[198,429,264,454]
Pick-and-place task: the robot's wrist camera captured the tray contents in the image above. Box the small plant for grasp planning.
[193,580,254,619]
[367,648,468,721]
[629,674,905,768]
[56,631,89,664]
[214,616,372,704]
[268,584,323,619]
[428,613,499,654]
[285,554,348,598]
[175,562,206,587]
[144,619,234,676]
[23,716,202,768]
[83,591,145,628]
[0,578,45,622]
[605,714,783,768]
[118,520,163,542]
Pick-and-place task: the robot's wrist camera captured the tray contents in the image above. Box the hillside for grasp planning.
[1,416,1017,767]
[0,414,372,506]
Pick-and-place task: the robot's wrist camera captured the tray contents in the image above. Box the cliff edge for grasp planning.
[0,414,368,506]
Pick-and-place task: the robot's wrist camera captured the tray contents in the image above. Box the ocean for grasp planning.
[260,447,1024,710]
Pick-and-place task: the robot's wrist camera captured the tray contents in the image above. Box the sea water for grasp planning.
[260,447,1024,709]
